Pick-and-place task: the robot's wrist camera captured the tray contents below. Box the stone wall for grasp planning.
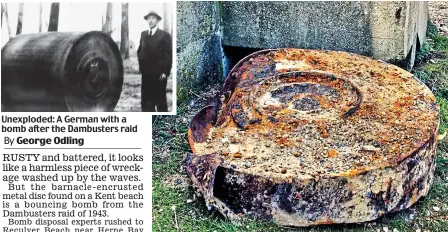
[221,1,428,65]
[176,1,428,103]
[176,1,223,102]
[222,2,373,56]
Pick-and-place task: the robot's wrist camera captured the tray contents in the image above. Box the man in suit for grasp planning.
[137,11,172,112]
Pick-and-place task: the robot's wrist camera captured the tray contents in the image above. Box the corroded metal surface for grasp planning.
[184,49,440,227]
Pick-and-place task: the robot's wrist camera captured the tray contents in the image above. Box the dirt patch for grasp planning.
[162,174,191,190]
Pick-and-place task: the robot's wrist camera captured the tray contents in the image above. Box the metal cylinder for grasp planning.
[1,31,123,112]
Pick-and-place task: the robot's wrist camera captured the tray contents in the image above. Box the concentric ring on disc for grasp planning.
[250,71,362,121]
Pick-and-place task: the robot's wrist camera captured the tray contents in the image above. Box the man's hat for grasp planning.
[144,11,162,21]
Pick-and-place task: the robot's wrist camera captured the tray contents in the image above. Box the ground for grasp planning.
[114,57,173,112]
[152,4,448,231]
[429,2,448,36]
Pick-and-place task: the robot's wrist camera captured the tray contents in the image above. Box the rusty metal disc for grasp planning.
[184,49,439,226]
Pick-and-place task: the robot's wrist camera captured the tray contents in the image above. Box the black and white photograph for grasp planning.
[1,2,174,112]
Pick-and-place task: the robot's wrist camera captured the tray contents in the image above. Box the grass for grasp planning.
[153,25,448,231]
[433,35,448,53]
[427,21,439,39]
[414,60,448,98]
[438,97,448,135]
[414,25,448,98]
[123,57,141,74]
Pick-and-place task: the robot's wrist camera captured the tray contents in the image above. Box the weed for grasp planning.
[427,21,439,39]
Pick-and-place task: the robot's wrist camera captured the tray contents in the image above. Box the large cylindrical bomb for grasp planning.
[184,49,440,227]
[1,31,123,112]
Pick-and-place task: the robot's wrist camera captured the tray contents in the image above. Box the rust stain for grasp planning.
[281,167,287,174]
[339,168,369,177]
[187,128,197,154]
[327,149,338,158]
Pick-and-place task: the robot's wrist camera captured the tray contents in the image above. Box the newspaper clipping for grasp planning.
[0,2,172,232]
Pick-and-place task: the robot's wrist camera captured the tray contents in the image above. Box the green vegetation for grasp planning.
[414,59,448,98]
[415,42,431,64]
[154,22,448,231]
[433,35,448,53]
[414,22,448,99]
[438,96,448,134]
[427,21,439,39]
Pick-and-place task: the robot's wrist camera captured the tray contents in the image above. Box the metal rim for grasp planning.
[77,53,110,102]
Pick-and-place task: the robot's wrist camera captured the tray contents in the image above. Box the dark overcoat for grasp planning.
[137,29,172,111]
